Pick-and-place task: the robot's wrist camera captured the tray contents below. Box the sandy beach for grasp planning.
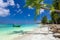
[0,24,60,40]
[12,24,60,40]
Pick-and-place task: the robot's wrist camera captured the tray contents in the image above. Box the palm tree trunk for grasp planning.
[55,19,57,24]
[41,7,60,12]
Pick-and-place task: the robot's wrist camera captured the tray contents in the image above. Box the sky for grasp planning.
[0,0,53,24]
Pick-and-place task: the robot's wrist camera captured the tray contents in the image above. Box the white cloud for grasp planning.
[28,14,30,16]
[0,0,15,17]
[0,8,10,17]
[40,9,44,14]
[20,11,23,14]
[16,9,23,14]
[0,0,8,7]
[17,9,21,13]
[16,3,20,8]
[8,0,15,6]
[0,0,15,7]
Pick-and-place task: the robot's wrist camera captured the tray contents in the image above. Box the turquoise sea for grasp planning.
[0,24,40,35]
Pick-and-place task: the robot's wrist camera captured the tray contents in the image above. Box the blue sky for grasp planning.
[0,0,52,24]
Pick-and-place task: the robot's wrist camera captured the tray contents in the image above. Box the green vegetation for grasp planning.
[50,12,60,24]
[25,0,60,24]
[24,0,44,16]
[50,0,60,24]
[41,16,48,24]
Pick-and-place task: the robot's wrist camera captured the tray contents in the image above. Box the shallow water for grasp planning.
[0,24,42,40]
[0,24,40,35]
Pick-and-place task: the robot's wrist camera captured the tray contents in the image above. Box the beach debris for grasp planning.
[50,25,60,33]
[50,25,60,38]
[53,33,60,38]
[50,26,57,33]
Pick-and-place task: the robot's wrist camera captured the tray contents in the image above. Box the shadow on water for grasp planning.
[8,30,26,35]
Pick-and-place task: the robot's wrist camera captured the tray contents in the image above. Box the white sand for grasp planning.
[12,26,59,40]
[0,25,60,40]
[0,34,23,40]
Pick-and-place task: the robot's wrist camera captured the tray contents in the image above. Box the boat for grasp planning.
[13,24,21,27]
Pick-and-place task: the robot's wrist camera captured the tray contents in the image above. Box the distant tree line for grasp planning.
[41,13,60,24]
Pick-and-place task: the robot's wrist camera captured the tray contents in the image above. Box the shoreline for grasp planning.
[0,24,60,40]
[12,25,56,40]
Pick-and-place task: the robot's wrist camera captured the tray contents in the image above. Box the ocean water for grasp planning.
[0,24,40,35]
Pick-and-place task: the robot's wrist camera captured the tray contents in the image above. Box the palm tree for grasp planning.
[25,0,60,14]
[53,0,60,10]
[51,13,59,24]
[48,20,53,24]
[25,0,60,18]
[53,14,59,24]
[41,16,48,24]
[24,0,45,16]
[57,17,60,24]
[50,0,60,24]
[25,0,60,24]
